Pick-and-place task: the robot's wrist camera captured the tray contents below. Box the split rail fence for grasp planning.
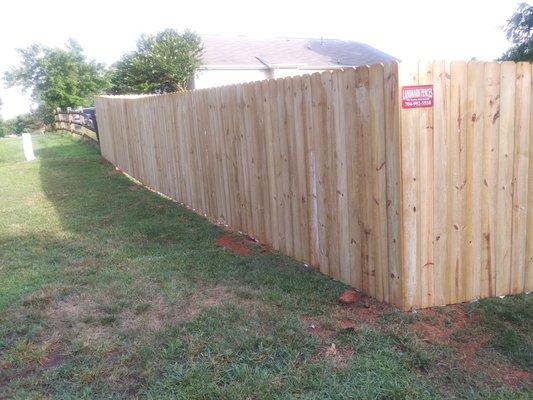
[54,107,99,143]
[95,61,532,310]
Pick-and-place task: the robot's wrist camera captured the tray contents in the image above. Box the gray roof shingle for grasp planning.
[200,35,396,68]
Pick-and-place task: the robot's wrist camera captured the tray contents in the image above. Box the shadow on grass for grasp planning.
[36,136,345,315]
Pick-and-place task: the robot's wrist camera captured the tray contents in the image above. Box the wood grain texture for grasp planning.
[527,63,533,292]
[399,61,420,309]
[496,62,516,296]
[510,62,531,294]
[481,62,500,299]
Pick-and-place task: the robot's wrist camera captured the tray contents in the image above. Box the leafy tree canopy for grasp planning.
[4,40,109,124]
[0,120,5,138]
[110,29,203,94]
[501,3,533,61]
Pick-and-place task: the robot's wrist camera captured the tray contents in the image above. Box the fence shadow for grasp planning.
[36,135,344,310]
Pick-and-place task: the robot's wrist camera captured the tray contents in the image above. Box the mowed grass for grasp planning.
[0,132,531,399]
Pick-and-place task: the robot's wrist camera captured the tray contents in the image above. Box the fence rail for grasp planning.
[95,61,532,310]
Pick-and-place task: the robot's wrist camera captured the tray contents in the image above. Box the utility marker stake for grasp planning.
[22,133,36,161]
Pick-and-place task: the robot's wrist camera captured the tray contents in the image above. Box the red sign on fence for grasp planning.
[401,85,433,109]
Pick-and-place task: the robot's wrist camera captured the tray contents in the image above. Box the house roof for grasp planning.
[200,35,396,69]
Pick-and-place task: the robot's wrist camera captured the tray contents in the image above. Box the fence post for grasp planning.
[93,109,100,143]
[53,108,58,131]
[67,107,72,132]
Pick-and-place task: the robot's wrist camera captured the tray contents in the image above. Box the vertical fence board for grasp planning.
[369,64,389,301]
[292,76,312,264]
[481,62,501,298]
[343,68,362,291]
[256,81,272,244]
[356,66,374,296]
[246,83,264,241]
[399,62,420,309]
[223,86,240,228]
[274,79,292,255]
[302,75,320,268]
[527,63,533,292]
[448,61,468,304]
[465,61,485,300]
[324,72,341,280]
[511,62,531,293]
[335,71,351,285]
[269,80,284,252]
[311,72,330,276]
[261,80,280,249]
[432,61,450,306]
[418,61,435,307]
[284,78,301,260]
[238,85,254,233]
[496,62,517,296]
[384,62,402,306]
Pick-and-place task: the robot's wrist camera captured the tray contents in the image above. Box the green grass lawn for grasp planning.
[0,132,531,399]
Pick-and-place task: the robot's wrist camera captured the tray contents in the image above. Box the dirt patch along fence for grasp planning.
[95,61,532,310]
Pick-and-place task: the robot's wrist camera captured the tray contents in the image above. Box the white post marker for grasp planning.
[22,133,36,161]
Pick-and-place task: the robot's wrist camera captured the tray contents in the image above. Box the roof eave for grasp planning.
[199,64,356,71]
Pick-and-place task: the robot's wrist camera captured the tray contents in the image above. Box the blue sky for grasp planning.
[0,0,522,118]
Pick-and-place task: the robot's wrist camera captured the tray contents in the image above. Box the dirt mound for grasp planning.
[410,305,478,345]
[216,233,253,256]
[338,290,361,304]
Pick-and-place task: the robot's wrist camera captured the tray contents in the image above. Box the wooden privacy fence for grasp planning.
[95,60,532,310]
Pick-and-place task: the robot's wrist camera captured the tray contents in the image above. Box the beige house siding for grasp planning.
[192,67,328,89]
[192,69,268,89]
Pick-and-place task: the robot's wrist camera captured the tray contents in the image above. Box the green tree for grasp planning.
[501,3,533,61]
[0,98,3,137]
[0,114,41,136]
[14,114,42,134]
[110,29,202,94]
[4,40,109,124]
[0,118,15,137]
